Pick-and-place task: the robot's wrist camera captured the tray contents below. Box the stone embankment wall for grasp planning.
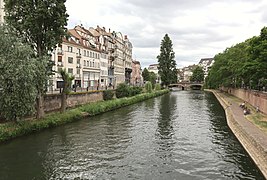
[222,88,267,115]
[44,91,104,112]
[210,90,267,179]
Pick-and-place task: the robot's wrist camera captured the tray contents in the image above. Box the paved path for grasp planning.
[211,90,267,178]
[216,90,267,149]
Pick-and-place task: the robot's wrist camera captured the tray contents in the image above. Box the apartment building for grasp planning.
[50,25,101,91]
[49,25,134,92]
[0,0,4,25]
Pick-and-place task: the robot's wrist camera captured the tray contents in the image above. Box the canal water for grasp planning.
[0,91,264,179]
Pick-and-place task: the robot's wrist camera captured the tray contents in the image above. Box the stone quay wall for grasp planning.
[44,91,104,112]
[209,90,267,179]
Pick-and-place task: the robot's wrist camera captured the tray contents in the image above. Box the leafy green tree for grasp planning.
[0,26,37,121]
[190,66,204,82]
[58,69,74,113]
[142,68,150,82]
[145,81,153,93]
[157,34,177,86]
[4,0,69,118]
[149,72,157,86]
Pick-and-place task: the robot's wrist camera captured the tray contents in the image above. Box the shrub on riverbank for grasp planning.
[0,89,169,143]
[103,90,115,101]
[145,81,153,93]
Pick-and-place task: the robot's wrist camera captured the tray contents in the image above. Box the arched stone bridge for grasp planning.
[169,82,204,90]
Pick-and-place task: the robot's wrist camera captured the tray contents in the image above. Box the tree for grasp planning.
[190,66,204,82]
[157,34,177,86]
[142,68,150,82]
[149,72,157,85]
[4,0,69,118]
[59,69,74,113]
[0,26,37,121]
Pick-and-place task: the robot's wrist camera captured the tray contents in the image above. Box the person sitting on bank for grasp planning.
[240,102,245,108]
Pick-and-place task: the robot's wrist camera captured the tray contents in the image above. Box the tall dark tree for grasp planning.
[157,34,177,86]
[190,66,204,82]
[142,68,150,82]
[4,0,69,118]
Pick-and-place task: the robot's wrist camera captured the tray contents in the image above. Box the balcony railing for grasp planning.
[57,49,63,55]
[57,62,63,67]
[76,53,81,58]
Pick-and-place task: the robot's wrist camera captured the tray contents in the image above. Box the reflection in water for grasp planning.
[0,91,264,179]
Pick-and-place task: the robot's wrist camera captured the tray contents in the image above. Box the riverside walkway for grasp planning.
[209,90,267,179]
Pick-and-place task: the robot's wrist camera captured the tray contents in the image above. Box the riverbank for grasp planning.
[207,89,267,179]
[0,89,169,143]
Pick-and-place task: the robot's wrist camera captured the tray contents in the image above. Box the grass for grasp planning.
[0,89,169,143]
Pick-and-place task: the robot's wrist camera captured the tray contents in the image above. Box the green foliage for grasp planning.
[103,90,115,101]
[154,83,162,91]
[58,68,75,94]
[206,27,267,90]
[4,0,69,118]
[145,81,153,93]
[0,26,37,121]
[0,89,169,142]
[129,86,143,96]
[4,0,69,57]
[116,83,130,98]
[190,66,204,82]
[79,89,169,116]
[157,34,177,86]
[142,68,150,82]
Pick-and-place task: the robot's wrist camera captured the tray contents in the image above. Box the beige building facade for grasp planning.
[49,25,134,92]
[0,0,4,25]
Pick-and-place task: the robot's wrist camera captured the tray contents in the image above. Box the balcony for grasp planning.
[109,56,115,61]
[76,53,81,58]
[57,49,63,55]
[57,62,63,67]
[75,74,81,79]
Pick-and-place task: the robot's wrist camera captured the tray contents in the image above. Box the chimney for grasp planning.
[103,27,105,32]
[124,35,128,40]
[109,28,110,33]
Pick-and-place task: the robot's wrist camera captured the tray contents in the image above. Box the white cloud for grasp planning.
[66,0,267,68]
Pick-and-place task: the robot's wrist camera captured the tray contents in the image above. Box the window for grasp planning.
[90,52,92,57]
[77,68,80,74]
[58,56,62,62]
[68,68,73,74]
[77,59,80,64]
[84,60,86,66]
[68,46,73,52]
[68,57,73,64]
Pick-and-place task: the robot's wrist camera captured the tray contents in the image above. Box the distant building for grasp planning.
[179,65,198,82]
[0,0,4,25]
[198,58,214,79]
[131,60,142,86]
[147,64,161,83]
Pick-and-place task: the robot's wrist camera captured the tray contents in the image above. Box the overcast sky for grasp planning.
[66,0,267,68]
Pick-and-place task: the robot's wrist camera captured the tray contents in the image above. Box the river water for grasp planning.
[0,91,264,179]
